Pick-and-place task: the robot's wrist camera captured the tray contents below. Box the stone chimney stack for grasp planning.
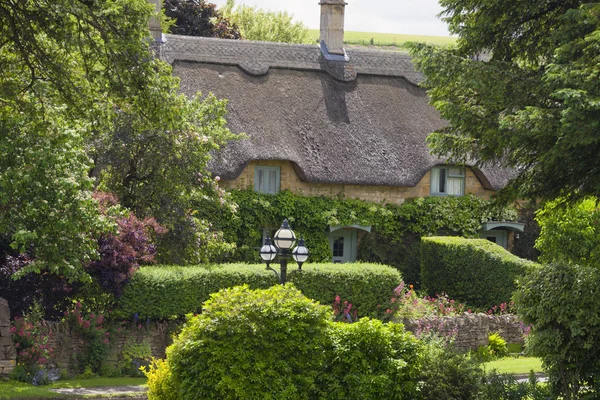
[319,0,347,56]
[148,0,164,42]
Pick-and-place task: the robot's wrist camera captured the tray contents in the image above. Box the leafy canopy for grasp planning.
[410,1,600,202]
[221,0,311,44]
[163,0,241,39]
[1,0,235,281]
[535,196,600,267]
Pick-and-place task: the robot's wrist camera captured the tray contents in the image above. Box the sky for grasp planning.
[211,0,451,37]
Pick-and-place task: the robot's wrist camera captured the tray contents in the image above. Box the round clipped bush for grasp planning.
[318,318,423,400]
[150,284,331,399]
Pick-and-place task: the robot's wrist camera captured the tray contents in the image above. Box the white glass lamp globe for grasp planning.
[273,219,296,250]
[259,237,277,261]
[292,237,309,263]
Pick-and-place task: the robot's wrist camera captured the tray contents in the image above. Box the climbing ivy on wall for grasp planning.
[195,190,518,271]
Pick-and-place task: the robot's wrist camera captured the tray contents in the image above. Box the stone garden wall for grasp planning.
[44,320,182,372]
[39,313,525,371]
[0,298,16,376]
[403,313,527,352]
[3,309,528,373]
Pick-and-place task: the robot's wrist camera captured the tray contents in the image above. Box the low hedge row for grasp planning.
[117,262,402,319]
[115,264,278,320]
[420,236,537,309]
[288,263,402,319]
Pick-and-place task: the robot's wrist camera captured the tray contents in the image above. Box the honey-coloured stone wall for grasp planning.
[219,160,495,205]
[0,298,16,376]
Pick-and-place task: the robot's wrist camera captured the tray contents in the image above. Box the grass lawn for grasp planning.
[0,377,147,399]
[308,29,456,48]
[484,357,544,375]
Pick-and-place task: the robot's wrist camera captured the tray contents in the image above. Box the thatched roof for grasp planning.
[159,35,512,190]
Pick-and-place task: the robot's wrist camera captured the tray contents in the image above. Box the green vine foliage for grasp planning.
[198,189,517,283]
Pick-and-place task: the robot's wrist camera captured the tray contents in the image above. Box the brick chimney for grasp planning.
[319,0,347,57]
[148,0,164,42]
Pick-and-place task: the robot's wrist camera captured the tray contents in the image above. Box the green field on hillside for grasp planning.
[308,29,456,48]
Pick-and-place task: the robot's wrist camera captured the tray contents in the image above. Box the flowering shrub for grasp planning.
[413,316,459,347]
[487,301,515,316]
[64,301,110,374]
[10,316,54,367]
[332,295,357,323]
[382,282,468,321]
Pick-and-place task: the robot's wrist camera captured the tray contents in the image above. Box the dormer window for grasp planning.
[254,166,280,194]
[431,166,465,196]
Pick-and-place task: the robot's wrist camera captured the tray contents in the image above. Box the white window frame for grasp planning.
[254,166,281,194]
[430,166,465,196]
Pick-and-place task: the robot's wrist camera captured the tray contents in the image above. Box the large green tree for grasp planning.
[163,0,241,39]
[1,0,234,281]
[221,0,311,44]
[410,1,600,203]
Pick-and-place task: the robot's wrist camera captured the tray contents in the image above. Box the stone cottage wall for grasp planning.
[403,313,527,352]
[0,298,16,376]
[220,160,496,205]
[44,320,182,372]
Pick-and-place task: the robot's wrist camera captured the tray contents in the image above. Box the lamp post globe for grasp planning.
[259,237,277,262]
[259,219,309,284]
[292,237,309,270]
[273,219,296,250]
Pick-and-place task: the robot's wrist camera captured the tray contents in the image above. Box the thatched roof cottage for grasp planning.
[149,0,523,260]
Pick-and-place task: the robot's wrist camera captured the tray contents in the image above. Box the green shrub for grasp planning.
[480,371,549,400]
[487,333,508,359]
[418,340,483,400]
[146,284,426,400]
[116,264,278,319]
[145,358,177,400]
[514,262,600,399]
[117,262,401,320]
[420,237,536,309]
[474,333,509,363]
[535,196,600,267]
[288,262,403,318]
[158,284,331,399]
[317,318,423,400]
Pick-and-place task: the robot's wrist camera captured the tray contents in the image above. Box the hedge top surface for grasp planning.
[422,236,537,265]
[117,262,402,320]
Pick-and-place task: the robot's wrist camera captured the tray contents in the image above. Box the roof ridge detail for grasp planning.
[161,34,422,84]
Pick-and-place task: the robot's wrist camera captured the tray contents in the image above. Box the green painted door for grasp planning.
[329,229,357,263]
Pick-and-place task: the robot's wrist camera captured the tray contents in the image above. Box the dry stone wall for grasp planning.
[0,298,16,376]
[43,314,525,371]
[43,320,181,372]
[403,313,527,352]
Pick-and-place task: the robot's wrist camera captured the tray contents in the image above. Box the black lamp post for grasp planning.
[259,219,309,284]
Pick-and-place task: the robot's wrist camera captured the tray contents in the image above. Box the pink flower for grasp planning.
[335,295,341,303]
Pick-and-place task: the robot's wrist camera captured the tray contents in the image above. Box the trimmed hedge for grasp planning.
[420,236,536,309]
[117,262,402,320]
[289,263,402,319]
[116,264,278,319]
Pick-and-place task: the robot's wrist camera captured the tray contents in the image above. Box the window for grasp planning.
[254,166,280,194]
[431,166,465,196]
